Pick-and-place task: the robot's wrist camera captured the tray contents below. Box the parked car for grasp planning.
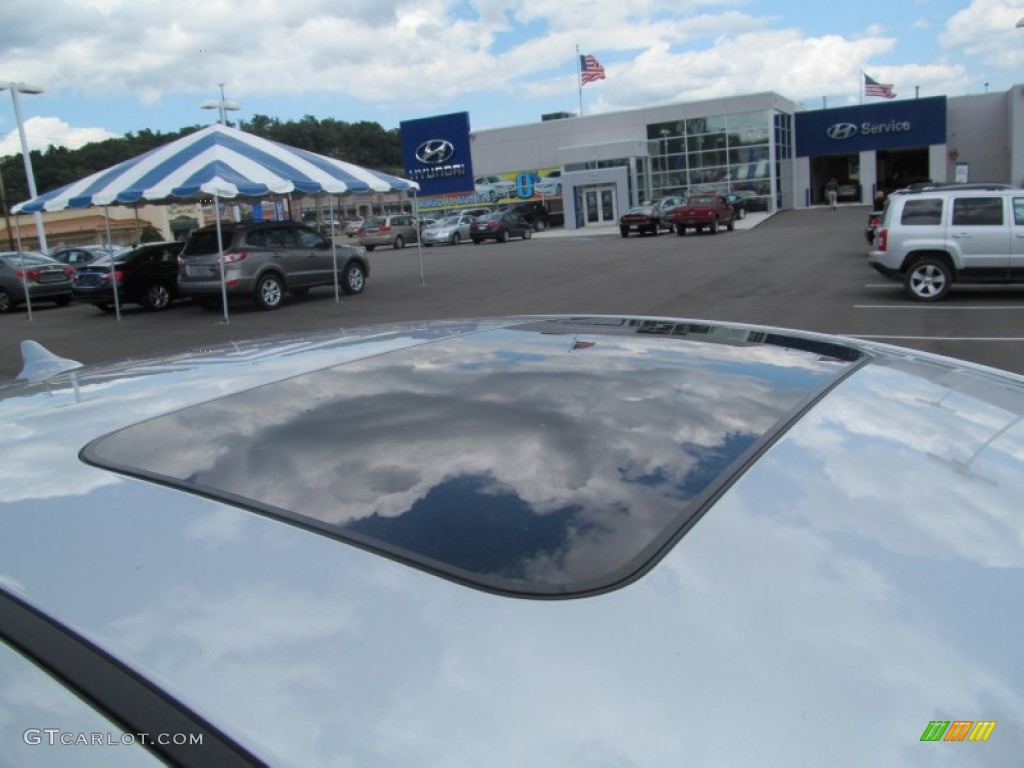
[722,192,749,220]
[177,221,369,311]
[460,207,493,219]
[651,196,687,231]
[470,211,533,243]
[48,244,126,270]
[2,315,1022,767]
[619,205,663,237]
[671,193,737,235]
[72,241,184,312]
[474,175,517,202]
[868,183,1023,301]
[421,214,476,246]
[505,201,556,231]
[0,251,73,312]
[357,214,419,251]
[343,219,364,237]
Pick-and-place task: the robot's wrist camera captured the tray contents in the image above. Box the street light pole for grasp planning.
[1,81,47,251]
[200,83,241,126]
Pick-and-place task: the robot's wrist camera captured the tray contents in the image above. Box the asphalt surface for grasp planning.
[3,205,1023,382]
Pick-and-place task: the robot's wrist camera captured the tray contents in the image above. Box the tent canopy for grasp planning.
[12,124,418,214]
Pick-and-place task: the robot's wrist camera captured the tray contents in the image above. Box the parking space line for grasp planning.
[852,334,1024,341]
[854,304,1024,310]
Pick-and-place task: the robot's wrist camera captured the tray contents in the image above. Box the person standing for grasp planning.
[826,177,839,210]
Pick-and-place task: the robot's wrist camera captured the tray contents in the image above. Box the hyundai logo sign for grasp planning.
[826,123,858,140]
[415,139,455,165]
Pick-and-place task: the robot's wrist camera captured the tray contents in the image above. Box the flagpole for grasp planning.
[859,70,863,106]
[576,44,583,117]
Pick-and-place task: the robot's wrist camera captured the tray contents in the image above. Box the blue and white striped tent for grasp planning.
[11,124,422,323]
[11,123,418,213]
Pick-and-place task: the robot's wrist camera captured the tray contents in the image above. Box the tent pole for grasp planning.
[133,205,141,244]
[330,194,341,304]
[213,193,229,324]
[104,206,122,322]
[413,191,425,285]
[13,216,32,321]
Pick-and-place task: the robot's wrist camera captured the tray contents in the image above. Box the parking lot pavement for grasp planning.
[534,211,772,238]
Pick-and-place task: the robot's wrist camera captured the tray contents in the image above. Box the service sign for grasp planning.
[400,112,474,197]
[795,96,947,157]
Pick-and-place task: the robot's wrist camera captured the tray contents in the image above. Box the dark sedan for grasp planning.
[0,251,74,313]
[722,193,748,220]
[72,241,184,312]
[470,211,533,243]
[619,205,662,237]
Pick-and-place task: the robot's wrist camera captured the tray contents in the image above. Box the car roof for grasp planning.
[3,316,1023,765]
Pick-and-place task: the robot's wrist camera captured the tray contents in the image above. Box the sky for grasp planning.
[1,0,1023,160]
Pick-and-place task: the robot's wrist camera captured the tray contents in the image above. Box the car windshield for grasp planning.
[626,207,653,215]
[477,213,502,222]
[438,217,461,226]
[691,196,715,205]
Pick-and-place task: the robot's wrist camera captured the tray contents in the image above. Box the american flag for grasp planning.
[864,73,895,99]
[580,54,606,86]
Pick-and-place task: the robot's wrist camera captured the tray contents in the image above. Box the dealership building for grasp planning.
[400,84,1024,230]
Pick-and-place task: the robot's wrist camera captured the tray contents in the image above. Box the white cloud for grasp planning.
[0,116,120,158]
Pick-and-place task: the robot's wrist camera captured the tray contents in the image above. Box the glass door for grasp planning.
[583,186,617,224]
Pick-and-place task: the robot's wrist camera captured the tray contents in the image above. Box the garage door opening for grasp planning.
[876,148,929,193]
[810,155,860,205]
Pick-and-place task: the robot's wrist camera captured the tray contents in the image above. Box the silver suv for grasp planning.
[178,221,369,310]
[868,183,1024,301]
[357,214,419,251]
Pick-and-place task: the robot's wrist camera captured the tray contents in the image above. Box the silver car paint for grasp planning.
[1,318,1022,766]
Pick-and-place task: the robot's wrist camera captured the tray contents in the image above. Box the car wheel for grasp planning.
[676,226,686,236]
[0,289,13,313]
[904,258,952,301]
[451,233,461,245]
[142,282,172,311]
[364,245,376,252]
[726,217,735,232]
[254,273,284,310]
[534,219,547,232]
[500,229,510,243]
[651,223,660,236]
[710,219,720,234]
[737,207,747,220]
[55,296,72,307]
[341,262,366,295]
[523,229,532,240]
[289,287,310,297]
[96,303,115,314]
[620,228,629,238]
[394,235,405,249]
[472,238,482,245]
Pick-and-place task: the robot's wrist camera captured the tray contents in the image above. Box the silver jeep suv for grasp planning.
[868,183,1024,301]
[178,221,369,310]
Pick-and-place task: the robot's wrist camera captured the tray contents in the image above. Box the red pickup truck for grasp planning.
[669,193,736,235]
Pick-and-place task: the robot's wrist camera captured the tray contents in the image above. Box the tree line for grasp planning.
[0,115,403,211]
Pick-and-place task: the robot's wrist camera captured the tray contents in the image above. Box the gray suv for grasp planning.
[178,221,369,310]
[869,183,1024,301]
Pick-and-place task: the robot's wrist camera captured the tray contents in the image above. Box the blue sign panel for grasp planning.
[399,112,474,196]
[795,96,946,157]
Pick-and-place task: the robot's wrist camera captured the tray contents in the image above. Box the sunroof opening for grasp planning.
[81,318,864,598]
